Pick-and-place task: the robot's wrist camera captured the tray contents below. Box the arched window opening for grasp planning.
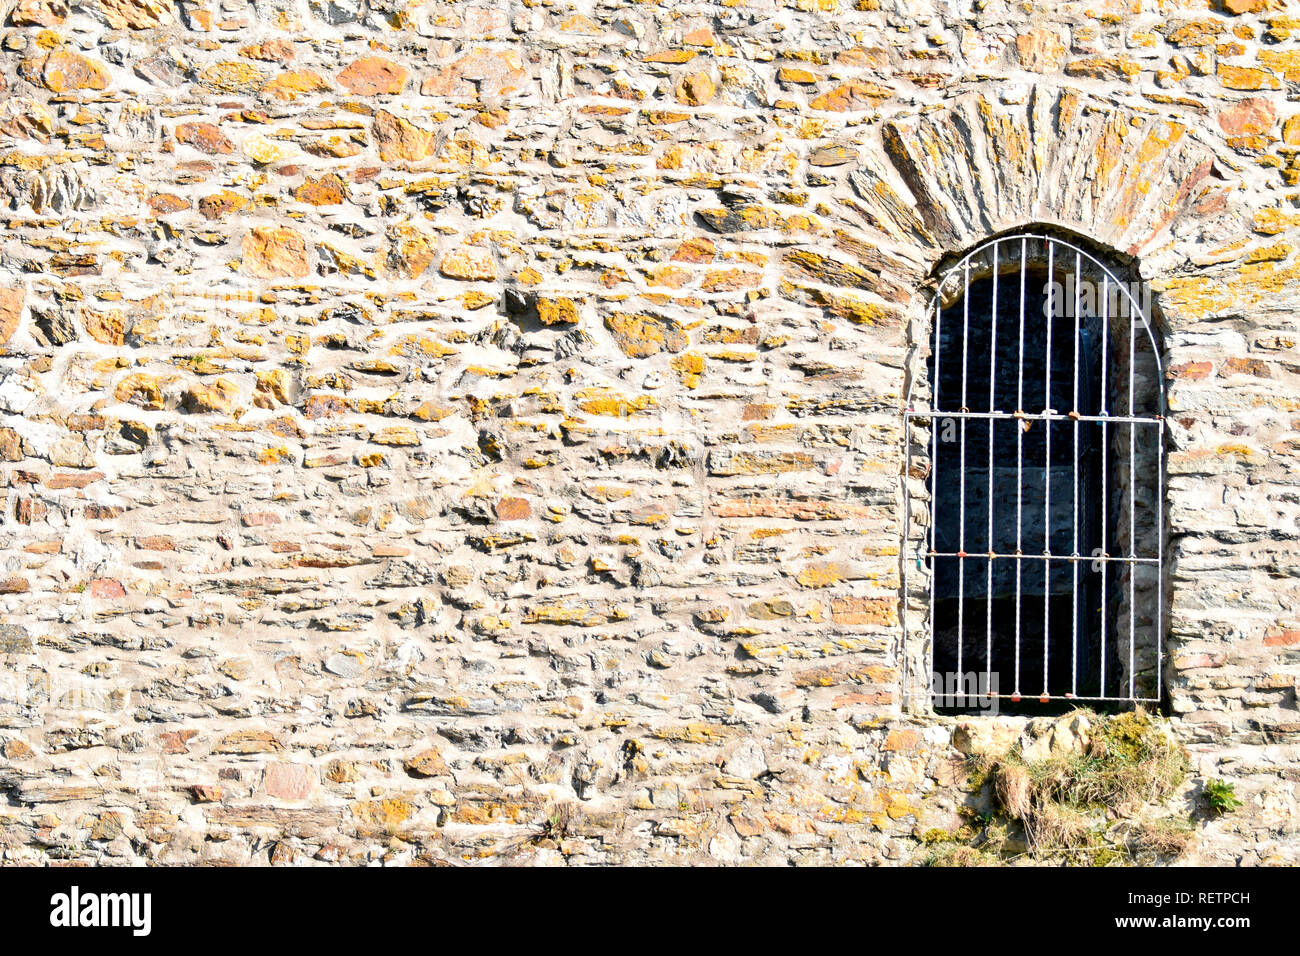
[903,234,1165,714]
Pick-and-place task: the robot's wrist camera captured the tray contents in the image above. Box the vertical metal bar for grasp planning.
[1014,237,1026,698]
[903,406,911,708]
[1043,242,1054,698]
[928,295,941,700]
[957,259,970,689]
[1156,417,1165,704]
[986,243,999,692]
[1099,275,1109,698]
[903,349,914,708]
[1071,252,1081,698]
[1128,291,1137,700]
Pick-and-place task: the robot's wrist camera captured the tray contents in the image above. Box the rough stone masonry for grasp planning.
[0,0,1297,866]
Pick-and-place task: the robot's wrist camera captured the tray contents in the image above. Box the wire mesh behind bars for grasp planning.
[902,235,1165,708]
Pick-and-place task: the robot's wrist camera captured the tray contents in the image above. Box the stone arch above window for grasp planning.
[772,86,1256,396]
[813,86,1242,301]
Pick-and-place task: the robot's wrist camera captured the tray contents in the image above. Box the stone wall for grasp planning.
[0,0,1297,865]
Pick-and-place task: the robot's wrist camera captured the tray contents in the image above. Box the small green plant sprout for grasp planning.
[1204,779,1242,816]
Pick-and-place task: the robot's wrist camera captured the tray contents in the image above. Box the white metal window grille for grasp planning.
[902,234,1165,708]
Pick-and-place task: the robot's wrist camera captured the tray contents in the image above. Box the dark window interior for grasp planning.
[928,268,1113,712]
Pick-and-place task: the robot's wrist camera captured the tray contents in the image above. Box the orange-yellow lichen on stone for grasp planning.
[439,245,497,281]
[643,49,696,64]
[645,110,691,125]
[643,264,690,289]
[700,268,763,294]
[0,97,56,144]
[809,80,893,112]
[1088,112,1132,203]
[1219,97,1276,136]
[574,388,657,417]
[1218,63,1281,91]
[1247,241,1293,263]
[0,0,1283,869]
[372,109,434,162]
[675,71,716,106]
[146,193,189,217]
[656,143,692,172]
[239,38,295,62]
[293,173,347,206]
[1109,119,1186,228]
[1138,119,1186,163]
[829,596,898,627]
[351,798,415,831]
[1280,114,1300,146]
[778,66,820,83]
[1165,18,1224,47]
[1153,258,1300,321]
[97,0,174,28]
[453,801,535,826]
[198,190,249,220]
[717,451,816,476]
[184,378,241,414]
[261,69,331,101]
[536,297,579,325]
[1014,27,1067,72]
[782,249,876,289]
[1253,206,1300,235]
[649,723,736,744]
[382,224,436,279]
[604,312,689,358]
[668,351,705,389]
[241,226,310,279]
[796,562,846,588]
[371,426,421,447]
[81,308,126,345]
[976,95,1034,178]
[201,61,269,93]
[709,349,757,363]
[523,602,629,627]
[584,486,634,506]
[175,122,233,155]
[113,372,165,410]
[22,50,111,92]
[558,13,602,34]
[1258,48,1300,82]
[825,288,898,326]
[253,369,290,408]
[388,334,456,359]
[251,444,293,465]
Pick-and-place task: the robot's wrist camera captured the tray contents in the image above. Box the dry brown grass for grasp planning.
[1127,817,1196,859]
[981,708,1191,864]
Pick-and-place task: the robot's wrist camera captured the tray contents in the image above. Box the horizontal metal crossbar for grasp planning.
[929,691,1162,704]
[904,409,1163,426]
[924,550,1159,565]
